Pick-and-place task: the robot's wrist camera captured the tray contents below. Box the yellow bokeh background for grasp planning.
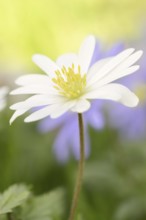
[0,0,146,71]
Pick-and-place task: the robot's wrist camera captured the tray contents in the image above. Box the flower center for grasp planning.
[52,64,86,99]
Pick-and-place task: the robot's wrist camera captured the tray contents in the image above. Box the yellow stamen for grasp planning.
[52,64,86,99]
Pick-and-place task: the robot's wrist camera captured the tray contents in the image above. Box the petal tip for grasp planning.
[127,95,139,107]
[32,54,40,62]
[24,118,30,123]
[138,50,143,58]
[9,116,14,125]
[9,105,14,110]
[10,90,17,95]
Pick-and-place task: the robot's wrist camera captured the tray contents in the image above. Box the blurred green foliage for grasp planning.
[0,108,146,220]
[0,184,30,214]
[0,185,65,220]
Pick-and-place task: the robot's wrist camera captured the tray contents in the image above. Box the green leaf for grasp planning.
[0,184,31,214]
[114,197,146,220]
[21,188,65,220]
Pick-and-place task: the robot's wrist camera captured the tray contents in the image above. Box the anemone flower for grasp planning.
[10,35,142,220]
[10,36,142,124]
[38,41,124,163]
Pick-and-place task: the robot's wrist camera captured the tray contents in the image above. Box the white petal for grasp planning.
[115,50,143,70]
[78,35,96,74]
[10,85,58,95]
[32,54,59,78]
[10,102,26,110]
[89,65,140,91]
[87,57,112,82]
[50,100,76,118]
[84,83,139,107]
[24,106,55,122]
[56,53,78,69]
[10,109,28,124]
[15,74,52,86]
[89,50,142,87]
[24,101,69,122]
[87,48,137,86]
[10,95,65,110]
[71,99,91,113]
[101,65,140,86]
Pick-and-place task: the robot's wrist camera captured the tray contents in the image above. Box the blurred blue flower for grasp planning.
[108,45,146,141]
[38,40,124,163]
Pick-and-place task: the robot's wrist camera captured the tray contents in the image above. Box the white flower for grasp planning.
[10,35,143,124]
[0,86,8,111]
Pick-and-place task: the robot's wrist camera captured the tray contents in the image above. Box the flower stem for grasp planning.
[68,113,85,220]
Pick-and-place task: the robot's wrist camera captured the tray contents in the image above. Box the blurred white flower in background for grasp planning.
[0,86,8,111]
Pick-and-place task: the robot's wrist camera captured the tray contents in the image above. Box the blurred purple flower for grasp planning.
[38,39,124,163]
[107,40,146,141]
